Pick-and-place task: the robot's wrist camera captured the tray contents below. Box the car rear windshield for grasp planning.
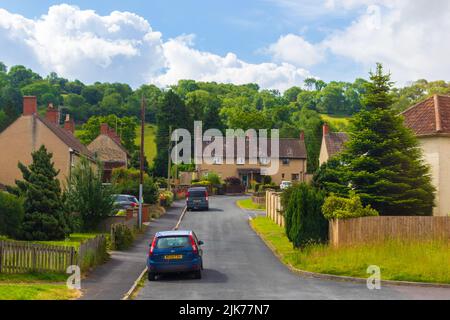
[189,190,206,197]
[156,236,190,249]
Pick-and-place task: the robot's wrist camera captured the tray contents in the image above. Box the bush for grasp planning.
[204,172,221,185]
[111,224,134,250]
[112,168,159,204]
[322,193,379,220]
[159,190,174,207]
[284,183,328,248]
[224,177,241,186]
[0,192,24,238]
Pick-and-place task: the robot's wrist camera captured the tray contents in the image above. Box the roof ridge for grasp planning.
[434,94,442,133]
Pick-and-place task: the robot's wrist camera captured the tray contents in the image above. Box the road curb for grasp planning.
[248,218,450,289]
[122,205,188,300]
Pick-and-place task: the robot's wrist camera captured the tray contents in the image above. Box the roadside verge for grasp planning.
[249,217,450,289]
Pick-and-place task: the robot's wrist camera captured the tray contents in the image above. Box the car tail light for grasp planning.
[205,190,208,201]
[149,237,157,256]
[131,202,138,207]
[189,235,198,254]
[186,191,190,201]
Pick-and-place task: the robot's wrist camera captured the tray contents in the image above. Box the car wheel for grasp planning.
[194,270,202,279]
[148,272,156,281]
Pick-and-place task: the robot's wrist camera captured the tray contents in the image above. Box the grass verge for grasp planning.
[135,124,157,166]
[0,284,80,300]
[251,216,450,284]
[237,198,265,211]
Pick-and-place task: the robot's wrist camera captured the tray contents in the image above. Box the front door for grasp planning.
[241,174,249,188]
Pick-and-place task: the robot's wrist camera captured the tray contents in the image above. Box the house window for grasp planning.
[213,156,223,165]
[292,174,300,181]
[237,157,245,165]
[260,157,269,165]
[282,158,290,166]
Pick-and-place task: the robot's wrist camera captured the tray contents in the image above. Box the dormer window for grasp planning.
[260,157,269,165]
[213,156,223,165]
[237,157,245,165]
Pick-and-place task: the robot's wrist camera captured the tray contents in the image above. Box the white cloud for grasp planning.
[0,4,313,91]
[267,0,450,84]
[154,35,312,91]
[266,34,325,67]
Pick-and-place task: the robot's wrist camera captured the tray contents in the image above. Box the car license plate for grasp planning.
[164,255,183,260]
[193,200,201,203]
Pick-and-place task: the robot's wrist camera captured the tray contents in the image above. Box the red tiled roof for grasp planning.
[37,115,95,159]
[324,132,348,157]
[401,95,450,136]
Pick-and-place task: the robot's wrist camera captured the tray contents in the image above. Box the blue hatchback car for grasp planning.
[147,230,204,281]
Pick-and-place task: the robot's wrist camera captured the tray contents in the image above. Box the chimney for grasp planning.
[46,103,59,124]
[300,131,305,141]
[323,123,329,136]
[23,96,37,116]
[64,114,75,134]
[100,123,109,135]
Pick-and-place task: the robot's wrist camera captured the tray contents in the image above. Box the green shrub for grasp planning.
[0,192,24,238]
[284,183,328,248]
[204,172,221,185]
[111,224,134,250]
[159,190,174,207]
[322,192,379,220]
[112,168,159,204]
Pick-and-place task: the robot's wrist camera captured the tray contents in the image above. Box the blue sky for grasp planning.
[0,1,448,90]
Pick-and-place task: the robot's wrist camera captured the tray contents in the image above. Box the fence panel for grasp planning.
[265,190,284,228]
[0,235,107,274]
[330,216,450,247]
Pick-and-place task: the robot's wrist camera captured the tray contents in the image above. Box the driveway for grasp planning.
[80,201,185,300]
[136,196,450,300]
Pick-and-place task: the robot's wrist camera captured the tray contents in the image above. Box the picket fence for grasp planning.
[0,235,107,274]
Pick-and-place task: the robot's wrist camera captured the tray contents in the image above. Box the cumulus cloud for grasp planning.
[0,4,313,90]
[153,35,312,91]
[268,0,450,84]
[266,34,325,67]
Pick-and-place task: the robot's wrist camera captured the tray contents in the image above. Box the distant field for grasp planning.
[321,114,351,132]
[135,124,157,165]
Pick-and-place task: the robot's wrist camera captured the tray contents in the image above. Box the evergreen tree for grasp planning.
[16,145,69,240]
[316,64,435,216]
[154,90,189,177]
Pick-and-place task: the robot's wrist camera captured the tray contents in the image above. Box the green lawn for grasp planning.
[251,216,450,284]
[0,284,79,300]
[237,198,266,211]
[33,233,101,248]
[135,124,157,165]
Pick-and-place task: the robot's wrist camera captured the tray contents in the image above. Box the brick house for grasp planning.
[0,96,95,187]
[319,123,349,166]
[196,134,308,187]
[401,94,450,216]
[87,123,130,182]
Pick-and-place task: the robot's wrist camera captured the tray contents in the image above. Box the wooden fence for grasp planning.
[330,216,450,247]
[0,235,107,274]
[265,190,284,227]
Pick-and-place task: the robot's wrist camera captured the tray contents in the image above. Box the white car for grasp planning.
[280,181,292,190]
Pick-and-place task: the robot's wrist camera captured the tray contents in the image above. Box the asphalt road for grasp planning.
[136,196,450,300]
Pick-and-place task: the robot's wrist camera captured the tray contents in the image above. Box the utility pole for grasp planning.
[167,125,172,192]
[138,95,145,229]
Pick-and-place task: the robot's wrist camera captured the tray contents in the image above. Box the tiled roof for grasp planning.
[202,138,307,159]
[324,132,349,157]
[401,95,450,136]
[37,115,95,159]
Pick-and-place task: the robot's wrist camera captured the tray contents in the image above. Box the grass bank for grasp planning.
[237,198,265,211]
[0,284,79,300]
[135,124,157,165]
[251,216,450,284]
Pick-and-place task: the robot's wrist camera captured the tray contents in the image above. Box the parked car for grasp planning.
[186,187,209,211]
[280,181,292,190]
[113,194,139,211]
[147,230,204,281]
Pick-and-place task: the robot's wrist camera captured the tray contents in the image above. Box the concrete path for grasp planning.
[80,201,185,300]
[136,196,450,300]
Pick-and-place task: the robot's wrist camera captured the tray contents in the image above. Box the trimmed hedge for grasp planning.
[322,193,379,220]
[0,192,24,238]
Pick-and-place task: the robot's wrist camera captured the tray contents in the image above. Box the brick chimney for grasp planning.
[323,123,329,136]
[46,103,59,124]
[300,130,305,141]
[100,123,109,135]
[64,114,75,134]
[23,96,37,116]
